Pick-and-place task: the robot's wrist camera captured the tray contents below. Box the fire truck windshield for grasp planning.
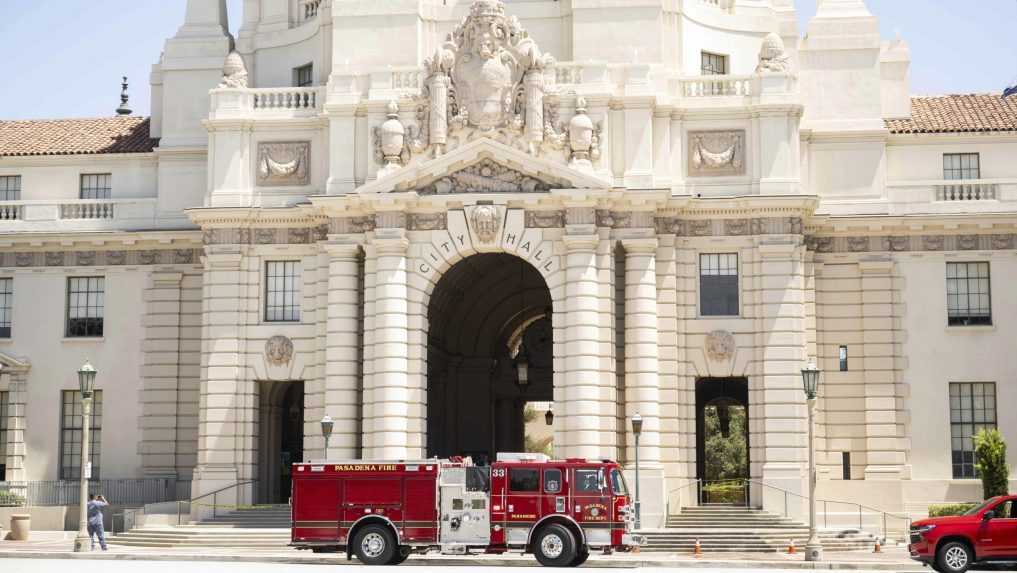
[610,468,629,495]
[465,466,491,492]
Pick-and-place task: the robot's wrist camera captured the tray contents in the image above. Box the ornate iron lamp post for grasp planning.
[801,360,823,562]
[631,412,643,530]
[72,360,97,552]
[320,415,334,460]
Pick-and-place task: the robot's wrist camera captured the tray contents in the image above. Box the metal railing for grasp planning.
[189,479,260,521]
[0,478,191,507]
[112,480,259,534]
[667,478,912,542]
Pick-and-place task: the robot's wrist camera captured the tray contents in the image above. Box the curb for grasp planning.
[0,551,924,570]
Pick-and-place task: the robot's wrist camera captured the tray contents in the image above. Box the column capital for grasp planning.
[562,234,599,251]
[622,237,659,254]
[370,236,410,255]
[323,241,362,259]
[151,271,185,287]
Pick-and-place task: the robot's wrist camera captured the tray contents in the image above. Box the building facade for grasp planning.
[1,0,1016,527]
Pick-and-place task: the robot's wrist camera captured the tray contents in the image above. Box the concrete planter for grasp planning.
[9,514,30,541]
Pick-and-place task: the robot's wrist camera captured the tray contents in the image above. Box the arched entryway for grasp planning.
[426,253,553,465]
[257,380,304,503]
[696,378,749,505]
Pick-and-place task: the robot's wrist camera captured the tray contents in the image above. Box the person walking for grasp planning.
[86,494,109,551]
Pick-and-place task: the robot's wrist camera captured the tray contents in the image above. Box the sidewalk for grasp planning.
[0,533,922,570]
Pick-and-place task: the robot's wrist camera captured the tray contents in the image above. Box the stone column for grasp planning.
[364,235,412,459]
[622,238,665,528]
[140,271,184,478]
[324,241,364,459]
[192,248,254,515]
[3,367,29,483]
[560,233,605,460]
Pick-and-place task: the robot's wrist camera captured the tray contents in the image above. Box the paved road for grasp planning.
[0,559,910,573]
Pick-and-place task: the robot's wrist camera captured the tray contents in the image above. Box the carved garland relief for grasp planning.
[257,142,310,187]
[688,130,746,177]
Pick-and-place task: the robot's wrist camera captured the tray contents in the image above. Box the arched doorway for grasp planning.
[257,380,304,503]
[426,253,553,465]
[696,378,749,505]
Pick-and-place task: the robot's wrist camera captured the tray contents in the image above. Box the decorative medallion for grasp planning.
[257,142,310,187]
[265,335,295,367]
[705,330,736,363]
[470,204,503,243]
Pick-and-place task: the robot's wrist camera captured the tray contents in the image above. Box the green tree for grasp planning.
[703,405,748,482]
[974,428,1010,499]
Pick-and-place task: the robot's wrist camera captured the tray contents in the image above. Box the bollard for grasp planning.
[788,539,796,554]
[694,538,702,558]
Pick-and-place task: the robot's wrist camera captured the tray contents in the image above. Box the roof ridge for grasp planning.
[0,116,150,124]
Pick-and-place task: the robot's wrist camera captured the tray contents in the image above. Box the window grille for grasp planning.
[265,261,301,322]
[59,390,103,480]
[0,391,7,481]
[949,382,996,479]
[0,176,21,201]
[295,64,314,88]
[943,153,980,181]
[80,174,112,200]
[701,52,728,75]
[946,262,991,326]
[66,277,105,337]
[700,253,739,316]
[0,278,11,338]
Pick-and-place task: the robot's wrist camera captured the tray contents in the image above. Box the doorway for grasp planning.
[257,380,304,504]
[426,253,553,464]
[696,378,749,505]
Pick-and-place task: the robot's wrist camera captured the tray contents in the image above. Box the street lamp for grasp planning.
[515,349,530,391]
[320,415,334,460]
[631,413,643,530]
[801,360,823,562]
[544,405,554,426]
[73,360,97,552]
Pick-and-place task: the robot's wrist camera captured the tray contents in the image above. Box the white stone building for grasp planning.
[1,0,1016,528]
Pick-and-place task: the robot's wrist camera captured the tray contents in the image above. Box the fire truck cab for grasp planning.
[290,453,643,566]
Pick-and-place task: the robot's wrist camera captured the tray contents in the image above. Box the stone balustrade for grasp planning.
[677,74,756,97]
[252,87,322,111]
[60,201,116,220]
[301,0,323,21]
[936,182,998,201]
[0,203,22,221]
[0,199,162,231]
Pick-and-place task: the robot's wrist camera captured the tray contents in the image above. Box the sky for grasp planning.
[0,0,1014,120]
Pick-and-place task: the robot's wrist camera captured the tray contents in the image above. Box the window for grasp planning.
[994,499,1016,520]
[575,469,604,493]
[0,391,7,481]
[943,153,980,181]
[0,278,11,338]
[66,277,104,337]
[841,452,851,480]
[839,346,848,372]
[265,261,301,322]
[543,468,562,494]
[294,63,314,87]
[946,262,991,326]
[80,174,112,200]
[0,176,20,201]
[509,468,539,492]
[610,468,628,496]
[700,253,739,316]
[950,382,996,479]
[701,52,728,75]
[59,390,103,480]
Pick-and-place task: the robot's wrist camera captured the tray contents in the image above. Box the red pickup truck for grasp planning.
[909,495,1017,573]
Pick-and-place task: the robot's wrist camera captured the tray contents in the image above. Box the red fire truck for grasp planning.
[290,453,644,566]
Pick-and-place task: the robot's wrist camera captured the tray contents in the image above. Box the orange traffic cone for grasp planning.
[694,539,702,558]
[788,539,797,554]
[874,539,882,553]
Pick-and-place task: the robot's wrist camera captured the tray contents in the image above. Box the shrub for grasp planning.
[0,490,26,507]
[974,428,1010,499]
[928,503,977,517]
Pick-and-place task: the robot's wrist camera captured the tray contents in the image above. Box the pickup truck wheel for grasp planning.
[534,523,578,567]
[936,541,973,573]
[353,524,397,566]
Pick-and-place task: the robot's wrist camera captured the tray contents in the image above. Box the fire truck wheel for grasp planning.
[389,547,411,565]
[353,524,397,566]
[571,546,590,567]
[533,523,578,567]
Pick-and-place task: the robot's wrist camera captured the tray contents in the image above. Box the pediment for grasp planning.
[357,138,611,195]
[0,351,30,373]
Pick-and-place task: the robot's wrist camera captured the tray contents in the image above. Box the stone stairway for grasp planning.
[640,506,879,553]
[110,505,292,548]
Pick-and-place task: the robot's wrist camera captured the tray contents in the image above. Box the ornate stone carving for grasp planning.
[688,131,745,177]
[410,0,568,161]
[265,335,295,367]
[219,50,249,89]
[470,204,503,242]
[888,236,910,251]
[45,252,65,267]
[375,101,414,178]
[566,97,602,172]
[689,220,712,237]
[705,330,736,362]
[106,251,127,265]
[724,218,750,236]
[991,234,1015,250]
[922,235,945,251]
[407,213,449,231]
[257,142,310,187]
[418,159,561,194]
[14,253,34,267]
[847,236,871,252]
[75,251,97,266]
[756,32,791,73]
[957,235,980,251]
[525,210,565,228]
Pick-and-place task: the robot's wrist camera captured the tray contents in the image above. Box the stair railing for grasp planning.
[666,477,912,543]
[187,479,260,522]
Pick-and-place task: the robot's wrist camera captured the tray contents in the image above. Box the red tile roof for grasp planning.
[887,94,1017,134]
[0,116,157,157]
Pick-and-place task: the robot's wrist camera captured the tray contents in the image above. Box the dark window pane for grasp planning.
[575,469,603,493]
[509,468,539,492]
[265,261,301,322]
[66,277,105,337]
[946,262,991,326]
[950,382,996,479]
[0,176,20,201]
[543,469,562,493]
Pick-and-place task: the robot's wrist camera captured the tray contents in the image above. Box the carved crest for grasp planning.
[470,204,503,243]
[265,335,294,367]
[418,159,562,194]
[705,330,736,363]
